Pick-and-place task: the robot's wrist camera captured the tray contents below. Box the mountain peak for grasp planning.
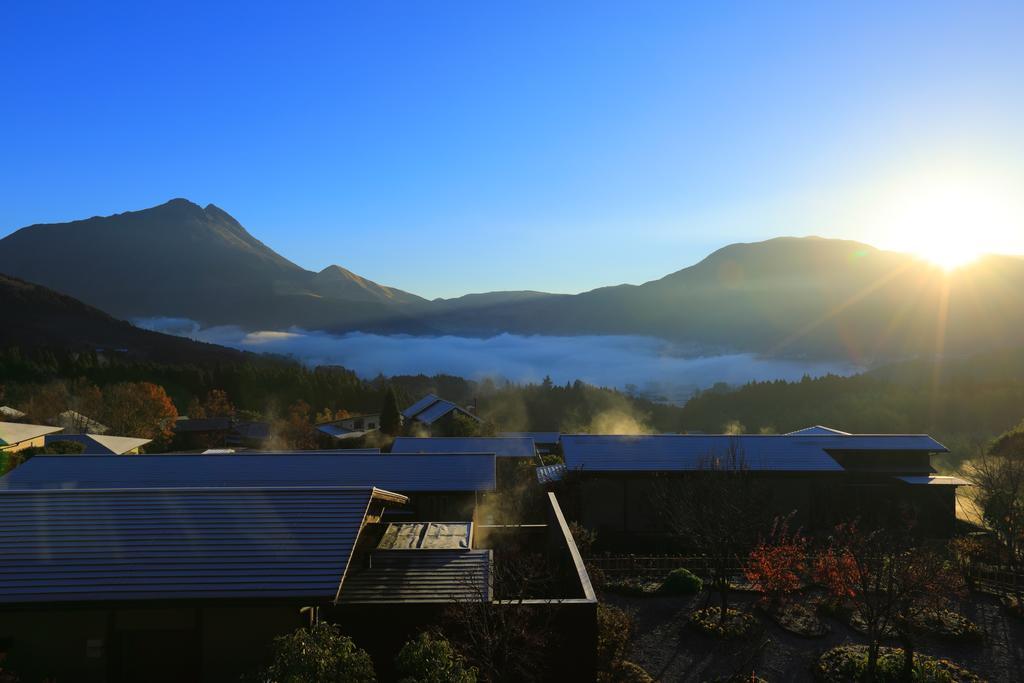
[155,197,204,212]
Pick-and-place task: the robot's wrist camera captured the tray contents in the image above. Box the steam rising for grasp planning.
[135,318,861,402]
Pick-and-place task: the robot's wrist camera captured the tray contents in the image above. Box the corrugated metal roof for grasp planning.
[45,434,151,455]
[896,475,970,486]
[316,424,378,440]
[0,486,401,604]
[560,433,948,473]
[0,453,495,492]
[819,434,948,452]
[561,435,844,472]
[536,464,567,485]
[339,549,491,604]
[416,400,479,425]
[402,394,441,419]
[499,431,561,444]
[0,422,63,447]
[787,425,851,436]
[392,437,536,458]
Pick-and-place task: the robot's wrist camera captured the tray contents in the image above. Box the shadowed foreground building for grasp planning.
[544,428,963,551]
[0,486,406,682]
[0,454,596,681]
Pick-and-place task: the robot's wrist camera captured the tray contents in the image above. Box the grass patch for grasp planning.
[816,645,983,682]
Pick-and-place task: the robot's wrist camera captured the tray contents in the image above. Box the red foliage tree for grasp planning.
[743,514,808,608]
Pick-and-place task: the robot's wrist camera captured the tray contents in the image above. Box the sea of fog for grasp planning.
[136,318,862,403]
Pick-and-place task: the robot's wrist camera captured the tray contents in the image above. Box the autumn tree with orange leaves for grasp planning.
[743,513,808,610]
[103,382,178,443]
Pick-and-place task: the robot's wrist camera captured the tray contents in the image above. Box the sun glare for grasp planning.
[871,175,1024,271]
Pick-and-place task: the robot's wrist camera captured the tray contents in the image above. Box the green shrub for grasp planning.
[258,623,375,683]
[660,568,702,595]
[597,604,633,674]
[690,607,757,639]
[395,632,477,683]
[816,645,982,682]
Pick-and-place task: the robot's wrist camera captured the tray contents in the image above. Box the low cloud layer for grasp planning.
[136,318,861,402]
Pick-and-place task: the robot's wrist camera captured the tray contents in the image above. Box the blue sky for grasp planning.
[2,2,1023,298]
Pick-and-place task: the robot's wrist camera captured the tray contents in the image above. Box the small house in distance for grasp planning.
[546,428,961,550]
[51,410,108,435]
[401,394,480,435]
[0,407,25,420]
[316,413,380,447]
[44,433,152,455]
[0,422,63,453]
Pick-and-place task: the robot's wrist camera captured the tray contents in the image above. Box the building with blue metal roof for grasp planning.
[0,452,496,526]
[392,436,537,459]
[0,485,407,681]
[0,453,495,492]
[550,428,958,550]
[401,395,480,434]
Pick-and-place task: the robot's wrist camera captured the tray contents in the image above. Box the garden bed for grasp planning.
[816,645,983,682]
[766,602,829,638]
[690,607,758,639]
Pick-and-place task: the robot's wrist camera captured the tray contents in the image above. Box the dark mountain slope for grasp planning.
[0,273,248,363]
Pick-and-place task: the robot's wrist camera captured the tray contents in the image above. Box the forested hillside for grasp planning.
[679,346,1024,468]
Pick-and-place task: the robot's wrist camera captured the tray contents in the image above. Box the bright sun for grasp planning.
[872,175,1024,270]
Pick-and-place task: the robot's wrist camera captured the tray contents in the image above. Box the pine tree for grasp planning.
[379,386,402,436]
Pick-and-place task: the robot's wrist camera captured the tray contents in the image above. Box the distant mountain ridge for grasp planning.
[3,199,1024,361]
[0,199,433,333]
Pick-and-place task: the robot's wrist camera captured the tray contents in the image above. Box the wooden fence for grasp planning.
[966,561,1024,599]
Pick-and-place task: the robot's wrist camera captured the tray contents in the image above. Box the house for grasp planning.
[401,394,480,435]
[0,486,407,682]
[0,452,497,523]
[500,431,560,456]
[0,407,25,420]
[51,410,109,435]
[316,413,381,446]
[545,428,961,550]
[0,422,63,453]
[172,417,271,449]
[44,433,152,455]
